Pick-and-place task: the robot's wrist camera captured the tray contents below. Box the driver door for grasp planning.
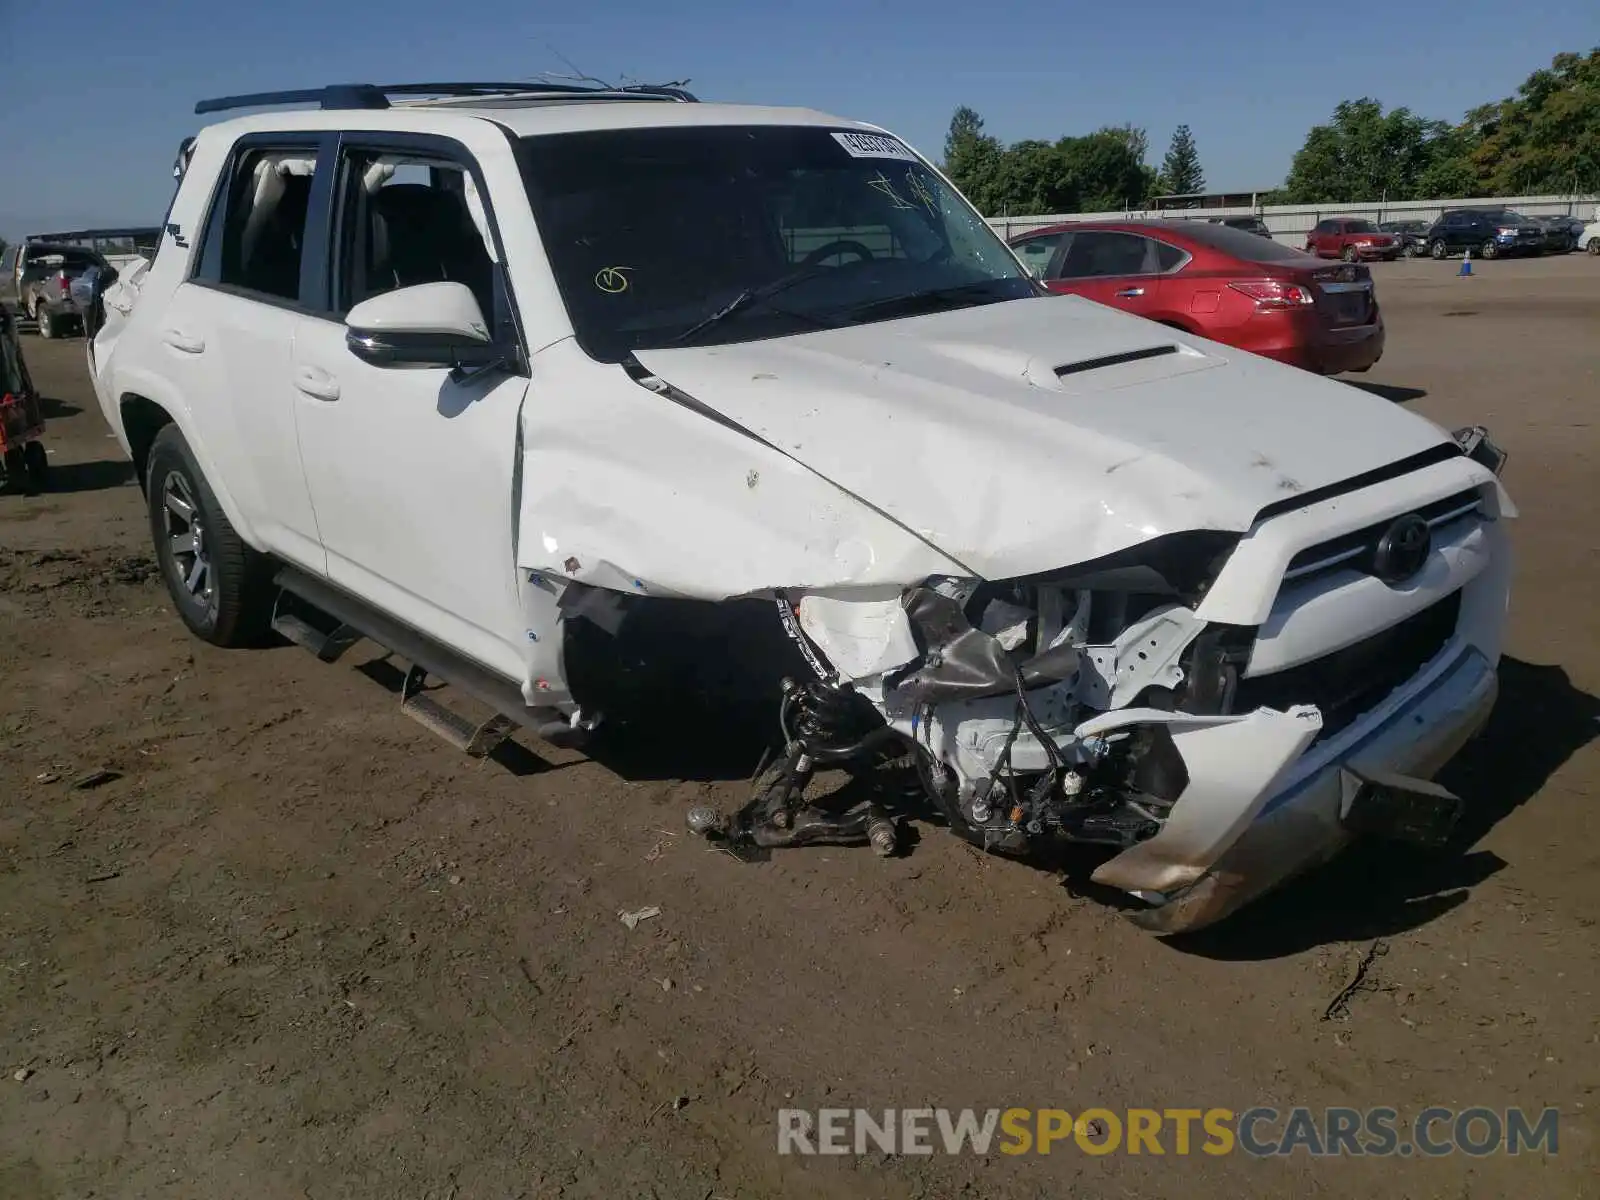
[289,133,532,682]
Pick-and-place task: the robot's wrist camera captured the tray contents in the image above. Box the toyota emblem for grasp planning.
[1372,514,1432,585]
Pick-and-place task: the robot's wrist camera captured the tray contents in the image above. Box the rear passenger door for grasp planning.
[167,133,330,573]
[289,133,533,683]
[1047,230,1170,321]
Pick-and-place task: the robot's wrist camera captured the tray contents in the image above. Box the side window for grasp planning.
[1011,233,1064,278]
[1155,240,1188,272]
[194,145,320,302]
[1057,231,1157,279]
[335,150,497,322]
[1312,220,1331,235]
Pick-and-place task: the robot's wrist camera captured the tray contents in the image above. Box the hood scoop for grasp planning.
[1031,338,1224,394]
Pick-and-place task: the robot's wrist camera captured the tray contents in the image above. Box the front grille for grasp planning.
[1283,487,1483,585]
[1233,590,1462,741]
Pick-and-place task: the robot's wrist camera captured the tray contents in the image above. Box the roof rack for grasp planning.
[195,80,697,116]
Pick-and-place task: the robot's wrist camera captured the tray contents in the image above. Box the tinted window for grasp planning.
[1345,220,1377,233]
[1056,231,1157,278]
[516,126,1033,362]
[198,146,320,301]
[1161,221,1306,262]
[1011,232,1065,277]
[1156,240,1188,271]
[334,150,496,320]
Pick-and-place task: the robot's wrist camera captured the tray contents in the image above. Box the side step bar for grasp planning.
[272,565,581,757]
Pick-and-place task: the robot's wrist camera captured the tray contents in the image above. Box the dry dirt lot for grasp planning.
[2,255,1597,1199]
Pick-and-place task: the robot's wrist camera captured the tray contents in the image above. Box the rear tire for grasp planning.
[145,425,275,647]
[36,306,56,338]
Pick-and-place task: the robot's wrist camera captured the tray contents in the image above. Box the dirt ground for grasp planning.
[2,255,1597,1199]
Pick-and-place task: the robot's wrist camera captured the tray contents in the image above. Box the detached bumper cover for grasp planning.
[1125,642,1498,934]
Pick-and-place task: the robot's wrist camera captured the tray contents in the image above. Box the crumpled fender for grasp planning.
[516,339,965,599]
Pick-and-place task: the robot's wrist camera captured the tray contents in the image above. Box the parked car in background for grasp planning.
[26,227,161,272]
[1304,218,1401,262]
[1424,209,1544,259]
[1008,219,1384,375]
[1582,219,1600,254]
[0,240,108,337]
[1206,215,1274,239]
[1529,214,1584,253]
[1379,220,1431,257]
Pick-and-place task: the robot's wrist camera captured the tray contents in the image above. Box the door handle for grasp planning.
[293,365,341,402]
[1114,287,1145,298]
[161,328,205,354]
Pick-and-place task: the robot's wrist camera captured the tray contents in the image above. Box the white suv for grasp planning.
[90,81,1515,933]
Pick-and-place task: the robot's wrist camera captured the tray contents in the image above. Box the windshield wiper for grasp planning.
[836,281,1016,323]
[672,263,836,345]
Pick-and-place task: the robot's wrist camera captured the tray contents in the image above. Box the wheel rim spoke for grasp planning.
[170,531,198,557]
[165,489,194,522]
[185,556,208,595]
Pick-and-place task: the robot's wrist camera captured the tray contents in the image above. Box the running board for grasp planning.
[272,565,583,754]
[400,664,515,757]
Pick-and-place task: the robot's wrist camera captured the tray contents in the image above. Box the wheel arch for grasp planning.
[114,381,266,551]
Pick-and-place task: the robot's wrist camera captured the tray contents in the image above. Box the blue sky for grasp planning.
[2,0,1595,238]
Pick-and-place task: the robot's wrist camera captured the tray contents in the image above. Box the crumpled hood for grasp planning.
[633,295,1453,579]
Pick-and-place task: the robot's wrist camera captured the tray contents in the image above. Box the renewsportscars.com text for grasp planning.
[776,1106,1560,1158]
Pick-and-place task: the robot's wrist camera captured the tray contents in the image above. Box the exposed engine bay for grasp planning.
[562,539,1332,901]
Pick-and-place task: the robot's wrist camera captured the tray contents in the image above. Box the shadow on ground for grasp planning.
[43,459,135,494]
[1344,381,1428,404]
[40,395,84,419]
[1169,657,1599,960]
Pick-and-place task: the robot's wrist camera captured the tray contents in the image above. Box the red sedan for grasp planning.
[1008,220,1384,375]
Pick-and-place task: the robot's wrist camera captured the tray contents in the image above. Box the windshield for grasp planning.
[516,125,1036,362]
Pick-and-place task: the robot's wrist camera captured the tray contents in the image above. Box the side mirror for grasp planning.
[345,281,505,373]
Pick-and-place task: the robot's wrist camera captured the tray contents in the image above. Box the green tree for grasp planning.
[942,106,1008,213]
[1159,125,1205,195]
[1283,99,1467,202]
[1465,49,1600,193]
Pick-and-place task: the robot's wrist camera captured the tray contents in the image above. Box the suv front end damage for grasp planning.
[669,430,1511,935]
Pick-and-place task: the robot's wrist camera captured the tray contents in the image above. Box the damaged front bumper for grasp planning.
[1121,641,1497,934]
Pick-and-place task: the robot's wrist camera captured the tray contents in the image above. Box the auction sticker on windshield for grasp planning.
[831,131,919,161]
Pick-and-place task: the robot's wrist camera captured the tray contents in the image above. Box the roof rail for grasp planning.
[194,80,697,116]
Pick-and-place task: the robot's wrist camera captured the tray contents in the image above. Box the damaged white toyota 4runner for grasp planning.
[90,82,1514,933]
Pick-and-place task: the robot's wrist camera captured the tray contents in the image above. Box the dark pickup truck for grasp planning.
[0,240,109,338]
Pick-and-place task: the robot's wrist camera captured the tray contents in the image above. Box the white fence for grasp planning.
[984,193,1600,246]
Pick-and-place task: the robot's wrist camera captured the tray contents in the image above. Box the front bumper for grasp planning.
[1126,642,1498,934]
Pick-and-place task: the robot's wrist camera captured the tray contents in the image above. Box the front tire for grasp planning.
[35,305,56,339]
[1430,239,1448,259]
[1588,238,1600,256]
[145,425,274,647]
[1341,245,1359,263]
